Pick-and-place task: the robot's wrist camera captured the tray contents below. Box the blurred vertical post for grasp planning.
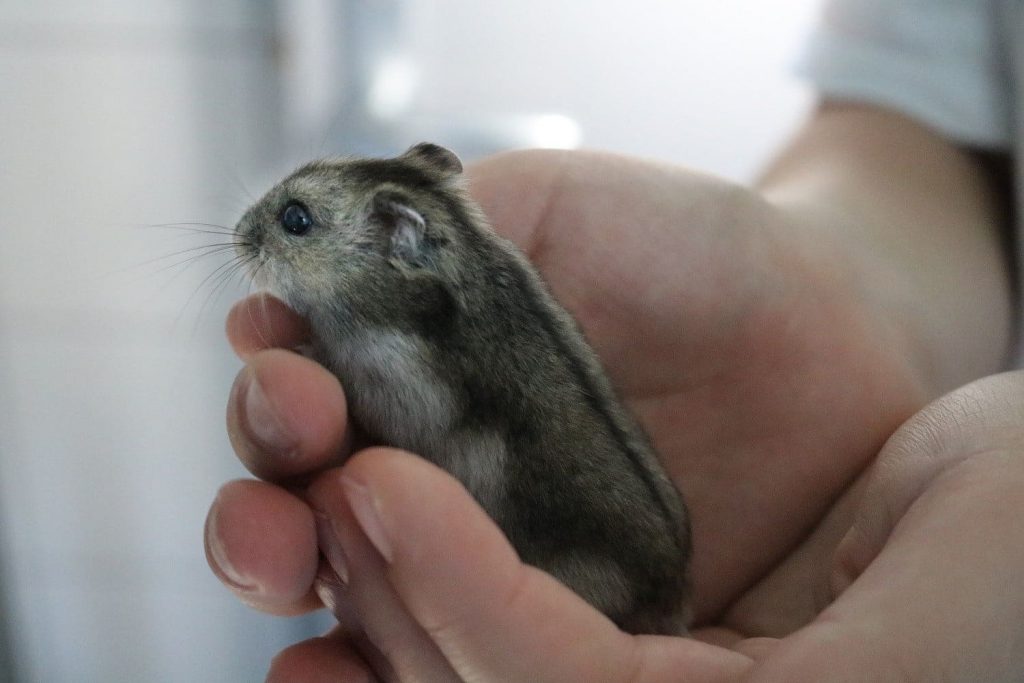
[274,0,409,155]
[0,479,17,681]
[0,562,17,682]
[0,300,18,682]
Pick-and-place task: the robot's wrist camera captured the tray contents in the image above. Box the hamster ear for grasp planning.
[401,142,463,177]
[371,190,428,263]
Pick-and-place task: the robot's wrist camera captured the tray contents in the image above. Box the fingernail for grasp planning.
[314,512,349,584]
[341,476,394,562]
[313,558,364,632]
[243,374,294,453]
[314,559,345,615]
[206,507,259,592]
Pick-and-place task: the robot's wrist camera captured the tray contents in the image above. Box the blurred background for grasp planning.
[0,0,820,680]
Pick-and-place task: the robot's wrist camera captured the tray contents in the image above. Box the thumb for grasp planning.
[310,448,747,683]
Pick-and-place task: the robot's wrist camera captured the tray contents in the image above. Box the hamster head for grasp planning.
[234,142,467,324]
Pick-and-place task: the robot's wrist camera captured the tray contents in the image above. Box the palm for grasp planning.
[469,150,927,631]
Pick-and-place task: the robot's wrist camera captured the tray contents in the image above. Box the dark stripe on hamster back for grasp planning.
[438,192,688,557]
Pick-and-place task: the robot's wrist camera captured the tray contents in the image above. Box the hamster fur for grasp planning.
[235,143,691,635]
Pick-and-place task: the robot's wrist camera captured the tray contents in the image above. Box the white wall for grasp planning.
[0,1,821,681]
[406,0,818,177]
[0,3,331,682]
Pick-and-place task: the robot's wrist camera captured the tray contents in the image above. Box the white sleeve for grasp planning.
[797,0,1012,149]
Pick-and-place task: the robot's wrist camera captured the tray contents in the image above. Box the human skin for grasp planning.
[205,103,1023,681]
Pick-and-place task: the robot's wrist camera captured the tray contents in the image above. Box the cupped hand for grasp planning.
[205,150,1021,681]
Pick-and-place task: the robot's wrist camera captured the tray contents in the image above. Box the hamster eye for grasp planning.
[280,202,313,236]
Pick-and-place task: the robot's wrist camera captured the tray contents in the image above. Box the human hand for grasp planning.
[206,149,1019,680]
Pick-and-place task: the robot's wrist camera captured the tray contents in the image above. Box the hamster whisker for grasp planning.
[139,242,246,273]
[245,260,282,356]
[144,221,235,235]
[175,253,252,330]
[150,246,249,303]
[245,261,280,353]
[223,167,258,204]
[149,247,245,281]
[101,238,245,283]
[193,255,257,332]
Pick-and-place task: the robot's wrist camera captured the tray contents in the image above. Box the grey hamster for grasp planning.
[235,143,691,635]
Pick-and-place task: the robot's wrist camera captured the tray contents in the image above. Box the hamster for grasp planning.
[234,143,691,635]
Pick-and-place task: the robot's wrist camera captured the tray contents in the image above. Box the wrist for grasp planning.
[761,192,1012,397]
[755,103,1015,395]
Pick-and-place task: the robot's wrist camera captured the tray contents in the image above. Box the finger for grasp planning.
[205,479,321,616]
[310,558,400,680]
[776,373,1024,682]
[227,293,311,359]
[313,449,750,683]
[749,442,1024,682]
[227,349,351,481]
[831,372,1024,593]
[309,465,462,683]
[266,626,375,683]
